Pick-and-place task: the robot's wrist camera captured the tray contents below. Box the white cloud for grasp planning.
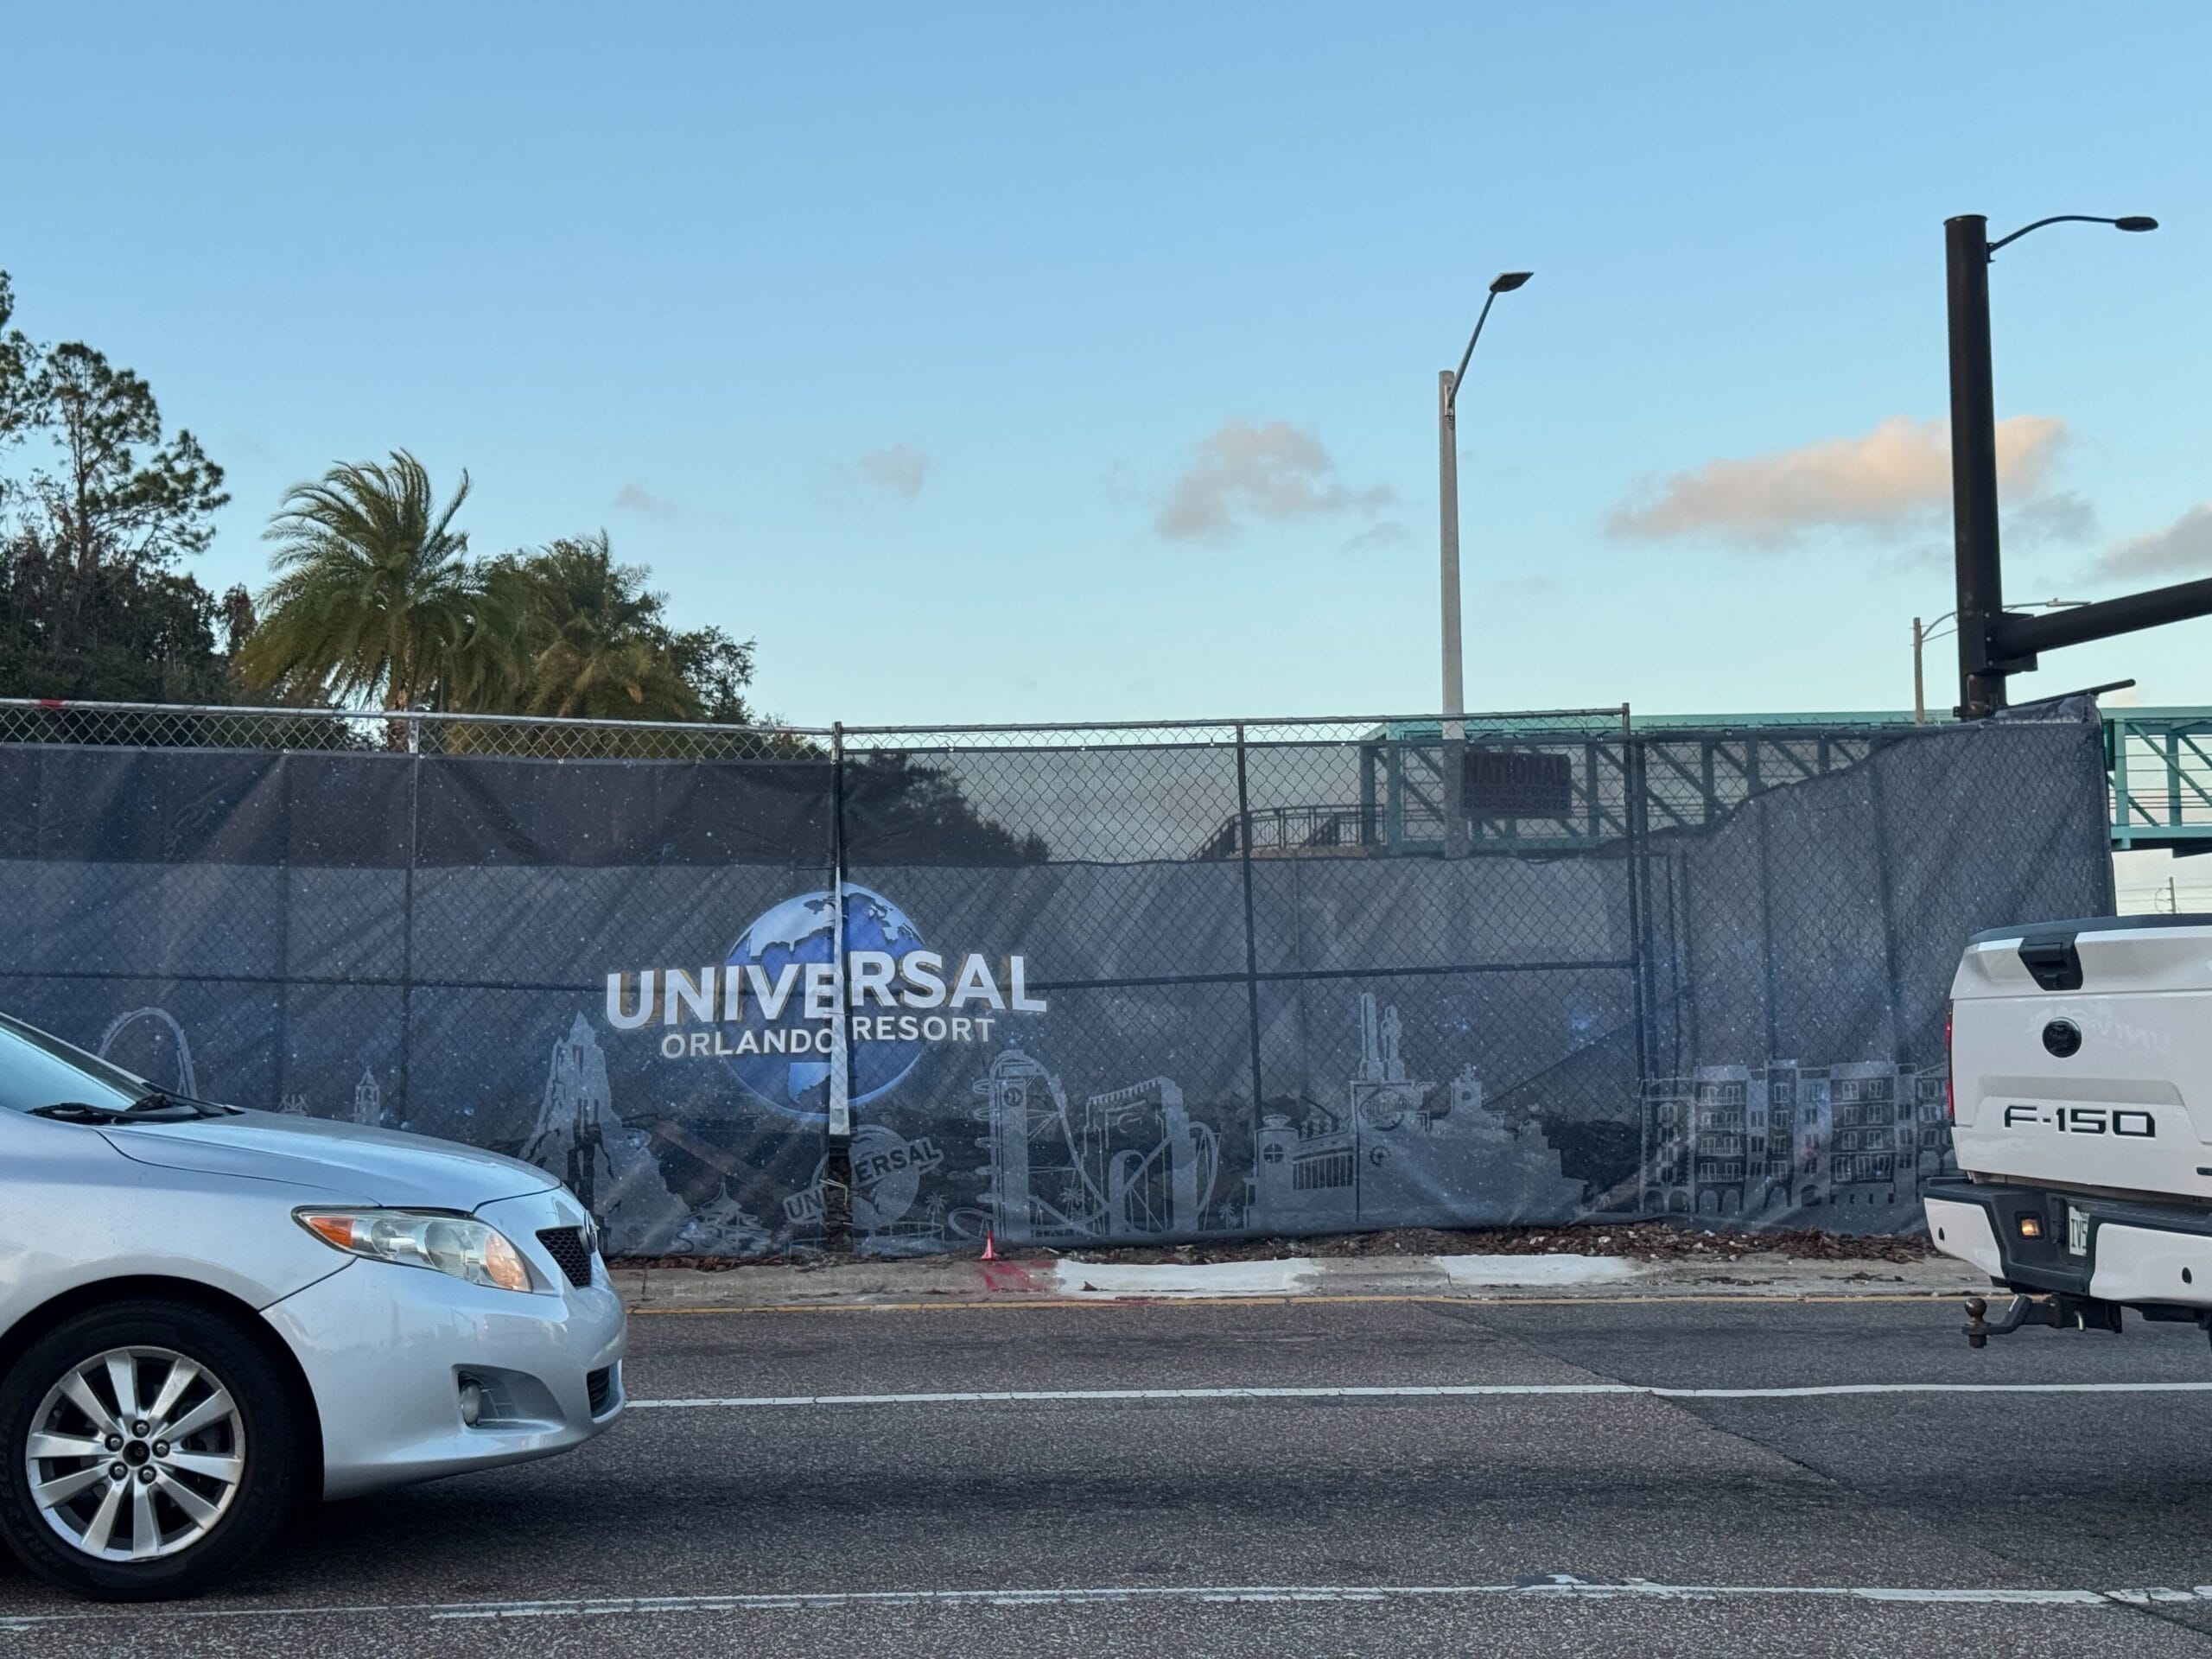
[857,443,928,502]
[1485,574,1561,601]
[1340,520,1411,555]
[2091,503,2212,582]
[1607,415,2069,550]
[2005,490,2097,547]
[1872,542,1948,577]
[1157,419,1393,543]
[614,482,678,519]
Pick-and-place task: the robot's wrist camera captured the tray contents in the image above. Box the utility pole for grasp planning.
[1439,370,1464,718]
[1912,616,1927,726]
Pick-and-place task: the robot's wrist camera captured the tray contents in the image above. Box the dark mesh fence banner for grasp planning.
[0,700,2115,1254]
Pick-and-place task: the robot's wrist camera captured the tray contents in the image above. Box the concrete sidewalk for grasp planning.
[609,1249,1986,1311]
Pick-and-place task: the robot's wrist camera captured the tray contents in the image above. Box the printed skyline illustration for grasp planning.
[53,994,1960,1252]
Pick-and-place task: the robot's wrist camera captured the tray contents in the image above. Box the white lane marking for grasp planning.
[421,1582,2126,1619]
[5,1580,2202,1630]
[626,1380,2212,1409]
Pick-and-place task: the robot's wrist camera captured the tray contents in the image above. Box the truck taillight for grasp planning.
[1944,1006,1955,1124]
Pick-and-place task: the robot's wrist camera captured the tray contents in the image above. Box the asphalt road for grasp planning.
[13,1292,2212,1656]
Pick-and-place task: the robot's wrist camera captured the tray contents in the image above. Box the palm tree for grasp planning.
[494,532,699,721]
[238,451,508,712]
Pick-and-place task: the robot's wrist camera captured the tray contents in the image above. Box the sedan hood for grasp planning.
[99,1109,558,1211]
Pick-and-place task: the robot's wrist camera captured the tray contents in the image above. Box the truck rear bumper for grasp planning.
[1925,1177,2212,1310]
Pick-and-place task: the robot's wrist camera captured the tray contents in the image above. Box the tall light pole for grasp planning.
[1946,212,2157,717]
[1440,270,1531,717]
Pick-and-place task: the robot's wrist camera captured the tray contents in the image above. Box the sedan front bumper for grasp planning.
[260,1191,626,1499]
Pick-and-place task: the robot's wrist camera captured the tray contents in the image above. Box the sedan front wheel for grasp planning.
[0,1300,303,1599]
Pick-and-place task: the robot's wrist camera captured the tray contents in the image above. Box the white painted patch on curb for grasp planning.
[1438,1253,1642,1287]
[1040,1253,1647,1299]
[1049,1258,1317,1297]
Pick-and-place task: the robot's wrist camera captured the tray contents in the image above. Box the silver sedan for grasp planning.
[0,1011,626,1600]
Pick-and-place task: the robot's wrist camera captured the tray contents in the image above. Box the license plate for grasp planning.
[2067,1205,2090,1256]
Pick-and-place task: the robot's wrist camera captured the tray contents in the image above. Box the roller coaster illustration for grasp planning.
[96,1007,198,1096]
[974,1050,1220,1244]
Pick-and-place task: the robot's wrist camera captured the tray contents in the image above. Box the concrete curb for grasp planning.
[611,1250,1986,1312]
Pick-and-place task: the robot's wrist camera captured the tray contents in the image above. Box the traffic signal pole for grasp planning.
[1946,215,2008,720]
[1945,210,2212,716]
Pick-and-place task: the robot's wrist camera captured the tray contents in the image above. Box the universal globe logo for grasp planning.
[602,886,1046,1122]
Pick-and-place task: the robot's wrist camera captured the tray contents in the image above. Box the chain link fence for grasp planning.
[0,696,2115,1253]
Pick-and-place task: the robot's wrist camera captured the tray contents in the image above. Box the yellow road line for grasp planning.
[630,1289,1976,1317]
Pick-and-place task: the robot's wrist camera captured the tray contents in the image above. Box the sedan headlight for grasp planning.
[296,1209,533,1293]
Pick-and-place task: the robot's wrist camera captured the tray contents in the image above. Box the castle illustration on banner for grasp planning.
[1249,993,1586,1230]
[263,1013,763,1255]
[276,1064,385,1127]
[518,1014,764,1256]
[972,991,1586,1242]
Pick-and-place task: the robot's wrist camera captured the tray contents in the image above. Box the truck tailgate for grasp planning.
[1949,918,2212,1200]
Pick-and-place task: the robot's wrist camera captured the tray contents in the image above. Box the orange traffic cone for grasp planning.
[981,1228,998,1262]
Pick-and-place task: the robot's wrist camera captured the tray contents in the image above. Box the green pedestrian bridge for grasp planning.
[1205,707,2212,860]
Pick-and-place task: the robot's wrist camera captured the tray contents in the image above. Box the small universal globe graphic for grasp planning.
[722,886,927,1122]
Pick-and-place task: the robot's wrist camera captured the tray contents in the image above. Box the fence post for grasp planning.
[1234,724,1266,1161]
[1866,753,1908,1066]
[1756,795,1780,1063]
[823,721,853,1252]
[395,743,420,1134]
[1623,712,1654,1147]
[1442,716,1467,858]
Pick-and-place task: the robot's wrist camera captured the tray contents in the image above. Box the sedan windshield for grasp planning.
[0,1011,153,1116]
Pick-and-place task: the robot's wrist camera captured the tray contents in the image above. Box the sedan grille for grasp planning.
[587,1365,617,1416]
[537,1226,594,1287]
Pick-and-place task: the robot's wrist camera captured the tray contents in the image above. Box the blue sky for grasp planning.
[3,2,2207,726]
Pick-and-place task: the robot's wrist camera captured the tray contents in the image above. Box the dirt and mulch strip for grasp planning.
[613,1221,1933,1274]
[1055,1222,1934,1267]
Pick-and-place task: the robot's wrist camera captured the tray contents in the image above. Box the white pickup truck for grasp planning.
[1926,915,2212,1344]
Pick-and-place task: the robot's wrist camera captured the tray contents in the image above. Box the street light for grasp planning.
[1946,212,2158,718]
[1985,214,2158,255]
[1913,601,2087,723]
[1439,270,1533,717]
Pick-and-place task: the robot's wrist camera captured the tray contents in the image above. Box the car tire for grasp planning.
[0,1299,304,1601]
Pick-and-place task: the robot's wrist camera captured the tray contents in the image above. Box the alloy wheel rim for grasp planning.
[22,1344,245,1562]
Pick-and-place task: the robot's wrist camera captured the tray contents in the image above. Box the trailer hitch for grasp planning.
[1963,1294,2123,1347]
[1962,1295,2033,1347]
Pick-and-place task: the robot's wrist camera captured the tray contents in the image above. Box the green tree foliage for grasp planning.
[487,532,753,722]
[238,450,502,712]
[0,270,240,701]
[242,454,757,726]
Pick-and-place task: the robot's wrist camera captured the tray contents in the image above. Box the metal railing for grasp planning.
[2107,709,2212,851]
